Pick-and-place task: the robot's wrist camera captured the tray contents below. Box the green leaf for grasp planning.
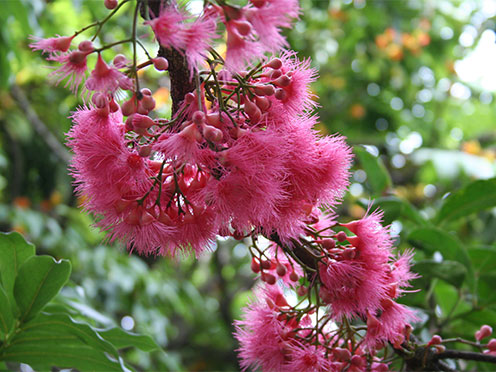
[99,327,160,352]
[14,256,71,322]
[355,146,392,196]
[437,178,496,223]
[0,286,14,337]
[414,260,467,288]
[0,312,124,371]
[0,232,35,305]
[408,227,472,274]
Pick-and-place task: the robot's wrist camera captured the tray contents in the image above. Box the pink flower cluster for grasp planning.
[30,0,419,370]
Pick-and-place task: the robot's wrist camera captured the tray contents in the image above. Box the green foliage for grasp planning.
[0,232,159,372]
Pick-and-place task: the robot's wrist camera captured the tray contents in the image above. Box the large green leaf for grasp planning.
[99,327,160,352]
[355,146,392,196]
[14,256,71,322]
[0,312,124,371]
[437,178,496,223]
[414,260,467,288]
[0,286,14,337]
[408,227,471,272]
[0,232,35,306]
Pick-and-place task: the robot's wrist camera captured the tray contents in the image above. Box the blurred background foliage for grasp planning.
[0,0,495,370]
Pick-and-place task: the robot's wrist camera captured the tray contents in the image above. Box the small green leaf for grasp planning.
[0,312,124,371]
[0,286,14,337]
[437,178,496,223]
[99,327,160,352]
[14,256,71,322]
[0,232,35,305]
[414,260,467,288]
[355,146,392,196]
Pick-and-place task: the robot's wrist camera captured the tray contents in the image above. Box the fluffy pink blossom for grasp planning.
[85,54,133,94]
[245,0,300,52]
[145,4,187,51]
[183,12,219,76]
[365,299,416,348]
[285,342,333,372]
[266,52,318,120]
[48,50,89,92]
[29,35,74,55]
[235,286,298,372]
[225,20,263,71]
[201,128,288,231]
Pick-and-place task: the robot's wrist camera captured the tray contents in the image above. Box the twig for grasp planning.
[10,84,71,164]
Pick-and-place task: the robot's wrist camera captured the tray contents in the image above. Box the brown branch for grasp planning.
[434,349,496,364]
[10,84,71,164]
[141,0,195,116]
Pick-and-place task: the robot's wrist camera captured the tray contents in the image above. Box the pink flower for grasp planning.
[245,0,300,52]
[29,35,74,56]
[285,342,332,372]
[266,52,318,120]
[201,128,288,231]
[225,20,263,71]
[183,12,219,77]
[234,286,295,372]
[68,106,215,257]
[145,4,187,51]
[85,54,133,95]
[365,299,416,348]
[48,50,89,93]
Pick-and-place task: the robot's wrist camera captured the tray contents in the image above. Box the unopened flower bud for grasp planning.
[206,112,222,127]
[273,74,291,87]
[289,271,299,282]
[476,325,493,341]
[152,57,169,71]
[203,125,223,143]
[113,54,128,68]
[244,100,262,122]
[270,69,282,79]
[251,258,260,273]
[336,231,347,242]
[261,272,276,285]
[320,238,336,250]
[91,92,107,108]
[78,40,94,53]
[68,50,87,64]
[132,114,155,129]
[255,96,271,111]
[434,345,446,353]
[276,263,287,277]
[192,111,206,125]
[254,84,275,96]
[342,247,356,260]
[428,335,442,346]
[121,97,138,116]
[104,0,118,9]
[109,97,119,113]
[233,20,252,36]
[266,58,283,70]
[274,88,287,100]
[185,92,196,104]
[487,339,496,351]
[141,95,156,111]
[332,348,351,362]
[261,260,271,270]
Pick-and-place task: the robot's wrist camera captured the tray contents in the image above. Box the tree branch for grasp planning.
[434,349,496,364]
[10,84,72,164]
